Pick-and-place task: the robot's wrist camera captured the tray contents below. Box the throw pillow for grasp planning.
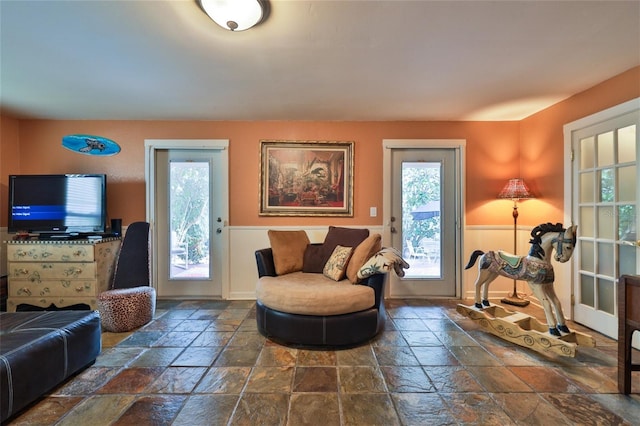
[321,226,369,266]
[357,247,410,279]
[346,233,383,283]
[323,245,354,281]
[302,243,325,273]
[268,230,310,275]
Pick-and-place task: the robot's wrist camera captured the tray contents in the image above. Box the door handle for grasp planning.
[216,228,222,234]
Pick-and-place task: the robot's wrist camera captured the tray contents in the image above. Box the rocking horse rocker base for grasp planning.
[456,303,595,357]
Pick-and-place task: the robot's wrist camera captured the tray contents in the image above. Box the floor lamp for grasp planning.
[498,178,534,307]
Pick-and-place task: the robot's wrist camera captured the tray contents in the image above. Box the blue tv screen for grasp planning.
[8,174,107,234]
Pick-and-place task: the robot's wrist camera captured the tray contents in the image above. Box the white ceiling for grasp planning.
[1,0,638,121]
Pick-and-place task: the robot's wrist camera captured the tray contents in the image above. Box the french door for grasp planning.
[145,140,229,299]
[568,102,640,340]
[383,140,465,298]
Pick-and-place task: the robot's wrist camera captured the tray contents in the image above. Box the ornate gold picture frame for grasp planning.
[259,140,354,216]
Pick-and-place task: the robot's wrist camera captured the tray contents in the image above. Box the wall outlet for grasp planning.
[370,207,377,217]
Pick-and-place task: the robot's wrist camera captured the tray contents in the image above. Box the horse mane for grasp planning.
[528,222,565,259]
[529,222,565,244]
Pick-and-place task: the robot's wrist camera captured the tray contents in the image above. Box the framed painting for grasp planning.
[260,140,354,216]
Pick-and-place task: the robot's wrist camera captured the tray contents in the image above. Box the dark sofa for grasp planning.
[255,247,387,347]
[0,310,102,422]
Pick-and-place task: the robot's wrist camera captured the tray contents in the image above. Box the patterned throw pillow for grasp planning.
[357,247,410,279]
[323,245,354,281]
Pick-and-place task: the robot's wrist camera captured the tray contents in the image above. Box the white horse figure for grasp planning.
[465,222,577,336]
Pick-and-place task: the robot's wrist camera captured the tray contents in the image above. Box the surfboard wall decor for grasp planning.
[62,134,121,156]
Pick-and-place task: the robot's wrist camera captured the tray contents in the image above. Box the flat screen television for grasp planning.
[8,174,107,235]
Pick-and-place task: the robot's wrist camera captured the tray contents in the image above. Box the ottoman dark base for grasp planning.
[0,311,102,423]
[256,300,385,347]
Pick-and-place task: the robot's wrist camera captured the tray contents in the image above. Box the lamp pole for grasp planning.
[501,198,530,306]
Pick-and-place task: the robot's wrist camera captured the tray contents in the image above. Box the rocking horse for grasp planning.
[465,222,577,336]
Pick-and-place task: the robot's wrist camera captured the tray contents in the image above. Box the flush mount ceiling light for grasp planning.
[198,0,267,31]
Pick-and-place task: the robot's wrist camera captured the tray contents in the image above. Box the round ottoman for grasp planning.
[97,286,156,332]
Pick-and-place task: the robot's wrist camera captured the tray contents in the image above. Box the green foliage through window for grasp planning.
[402,163,441,250]
[170,162,210,264]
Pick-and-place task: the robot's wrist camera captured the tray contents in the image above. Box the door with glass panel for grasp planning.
[387,146,461,297]
[573,111,639,339]
[155,149,225,298]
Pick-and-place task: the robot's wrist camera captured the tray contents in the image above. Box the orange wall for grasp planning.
[0,114,21,226]
[0,66,638,229]
[519,66,640,224]
[6,120,519,227]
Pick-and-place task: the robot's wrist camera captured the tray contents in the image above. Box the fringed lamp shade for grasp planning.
[498,178,534,201]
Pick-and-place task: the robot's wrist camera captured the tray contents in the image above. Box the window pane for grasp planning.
[580,206,594,238]
[580,172,594,203]
[617,165,636,202]
[170,161,210,280]
[597,131,614,167]
[599,168,614,202]
[597,206,614,240]
[580,240,594,272]
[597,278,615,315]
[597,242,614,277]
[580,136,595,170]
[619,204,636,241]
[619,244,637,276]
[402,162,441,278]
[580,274,594,307]
[618,124,636,163]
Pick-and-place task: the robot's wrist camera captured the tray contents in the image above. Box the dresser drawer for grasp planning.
[7,243,96,262]
[9,279,97,297]
[8,262,97,280]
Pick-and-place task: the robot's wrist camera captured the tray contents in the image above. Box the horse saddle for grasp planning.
[497,250,522,268]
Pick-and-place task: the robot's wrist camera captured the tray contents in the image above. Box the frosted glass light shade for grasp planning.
[199,0,264,31]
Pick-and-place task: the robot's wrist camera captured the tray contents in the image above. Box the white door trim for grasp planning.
[562,97,640,319]
[382,139,466,298]
[144,139,230,298]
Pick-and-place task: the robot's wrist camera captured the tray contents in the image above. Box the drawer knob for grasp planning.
[64,267,83,277]
[17,287,32,296]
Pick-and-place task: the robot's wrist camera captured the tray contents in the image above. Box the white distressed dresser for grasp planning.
[6,238,121,311]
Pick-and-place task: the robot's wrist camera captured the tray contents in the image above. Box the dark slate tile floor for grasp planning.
[7,299,640,425]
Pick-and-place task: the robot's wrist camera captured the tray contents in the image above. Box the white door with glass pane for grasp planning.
[146,140,229,299]
[383,140,464,298]
[570,105,639,340]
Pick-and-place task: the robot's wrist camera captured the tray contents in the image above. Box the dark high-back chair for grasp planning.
[97,222,156,332]
[111,221,151,289]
